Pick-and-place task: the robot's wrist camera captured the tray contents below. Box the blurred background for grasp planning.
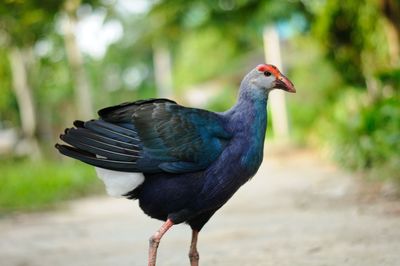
[0,0,399,214]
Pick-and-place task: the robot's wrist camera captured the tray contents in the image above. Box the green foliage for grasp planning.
[286,35,343,143]
[376,68,400,89]
[0,159,101,214]
[0,49,18,123]
[313,0,389,85]
[149,0,308,44]
[0,0,63,47]
[301,0,400,185]
[316,90,400,182]
[174,27,238,88]
[204,85,237,112]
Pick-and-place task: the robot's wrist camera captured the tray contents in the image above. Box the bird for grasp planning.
[55,64,295,266]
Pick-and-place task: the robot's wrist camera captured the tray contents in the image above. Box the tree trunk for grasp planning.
[63,0,93,120]
[8,47,41,159]
[263,26,290,142]
[153,42,173,98]
[380,0,400,65]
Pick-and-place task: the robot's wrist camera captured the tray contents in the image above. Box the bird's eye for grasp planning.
[264,71,271,77]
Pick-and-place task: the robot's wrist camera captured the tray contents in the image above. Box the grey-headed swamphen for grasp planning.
[55,64,295,266]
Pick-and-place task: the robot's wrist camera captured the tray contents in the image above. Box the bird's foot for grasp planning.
[148,219,174,266]
[149,235,160,249]
[188,250,199,266]
[188,230,200,266]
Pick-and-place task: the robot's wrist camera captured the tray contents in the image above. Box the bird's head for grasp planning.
[247,64,296,94]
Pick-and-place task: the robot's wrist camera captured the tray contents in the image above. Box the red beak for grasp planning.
[274,74,296,93]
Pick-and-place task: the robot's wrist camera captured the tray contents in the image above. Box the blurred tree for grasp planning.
[62,0,100,120]
[0,0,102,158]
[310,0,400,182]
[313,0,399,95]
[0,49,17,123]
[85,7,158,107]
[379,0,400,66]
[0,0,63,159]
[148,0,308,43]
[148,0,309,80]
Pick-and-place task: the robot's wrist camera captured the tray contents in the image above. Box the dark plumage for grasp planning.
[56,64,295,266]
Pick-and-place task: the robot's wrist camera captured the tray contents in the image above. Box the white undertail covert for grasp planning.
[95,167,145,197]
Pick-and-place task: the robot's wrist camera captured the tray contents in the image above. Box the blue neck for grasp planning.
[199,83,269,207]
[224,84,268,173]
[226,83,268,131]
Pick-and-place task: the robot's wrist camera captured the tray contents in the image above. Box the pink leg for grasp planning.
[148,219,174,266]
[188,230,200,266]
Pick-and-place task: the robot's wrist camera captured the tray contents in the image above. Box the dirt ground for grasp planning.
[1,149,399,266]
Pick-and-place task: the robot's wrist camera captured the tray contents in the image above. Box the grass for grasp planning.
[0,159,101,214]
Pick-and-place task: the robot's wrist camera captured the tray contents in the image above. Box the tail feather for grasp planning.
[73,120,85,128]
[56,119,142,172]
[55,144,139,172]
[84,120,140,143]
[60,133,139,161]
[67,127,140,150]
[88,120,139,137]
[66,128,140,155]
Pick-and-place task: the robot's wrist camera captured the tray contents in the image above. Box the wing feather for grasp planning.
[57,98,232,174]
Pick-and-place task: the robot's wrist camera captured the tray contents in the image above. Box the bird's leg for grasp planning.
[148,219,174,266]
[188,230,200,266]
